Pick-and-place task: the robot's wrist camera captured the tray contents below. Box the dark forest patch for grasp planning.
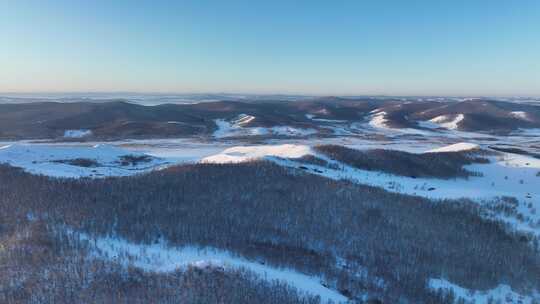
[315,145,489,179]
[52,158,100,167]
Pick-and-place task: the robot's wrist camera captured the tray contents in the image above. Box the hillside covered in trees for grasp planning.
[1,162,538,303]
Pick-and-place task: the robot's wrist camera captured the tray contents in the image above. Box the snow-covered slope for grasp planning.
[0,144,168,178]
[428,114,465,130]
[426,142,480,153]
[74,231,348,303]
[64,129,93,138]
[366,110,435,135]
[368,111,389,129]
[429,278,538,304]
[233,113,256,126]
[202,144,310,163]
[213,118,270,138]
[213,114,316,138]
[510,111,531,121]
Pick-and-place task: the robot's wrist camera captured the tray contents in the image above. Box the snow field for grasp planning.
[0,143,168,178]
[213,114,316,138]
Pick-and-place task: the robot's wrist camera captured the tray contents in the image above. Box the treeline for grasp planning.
[0,162,539,303]
[314,145,489,179]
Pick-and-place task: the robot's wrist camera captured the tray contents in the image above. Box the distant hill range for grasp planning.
[0,97,539,140]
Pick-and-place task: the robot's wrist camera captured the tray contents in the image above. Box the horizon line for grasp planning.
[1,91,539,99]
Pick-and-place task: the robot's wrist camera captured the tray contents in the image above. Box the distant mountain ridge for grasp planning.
[0,97,539,140]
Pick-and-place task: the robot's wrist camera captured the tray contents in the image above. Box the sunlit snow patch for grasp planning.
[428,114,464,130]
[233,113,256,126]
[64,129,92,138]
[366,111,434,135]
[426,142,480,153]
[510,111,531,121]
[201,144,311,163]
[368,111,390,129]
[213,116,316,138]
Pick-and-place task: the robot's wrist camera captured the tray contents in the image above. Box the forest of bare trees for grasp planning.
[0,162,538,303]
[314,145,490,179]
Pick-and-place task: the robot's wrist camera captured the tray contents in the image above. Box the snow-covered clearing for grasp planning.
[429,278,539,304]
[202,144,311,163]
[74,231,347,303]
[510,111,531,121]
[233,113,256,126]
[428,114,465,130]
[368,111,389,129]
[142,146,227,163]
[426,142,480,153]
[0,144,168,178]
[64,129,92,138]
[213,118,269,138]
[365,112,436,135]
[213,114,316,138]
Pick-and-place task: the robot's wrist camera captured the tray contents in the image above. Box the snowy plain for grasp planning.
[0,143,169,178]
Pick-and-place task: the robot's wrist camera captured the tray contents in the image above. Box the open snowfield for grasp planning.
[0,143,169,178]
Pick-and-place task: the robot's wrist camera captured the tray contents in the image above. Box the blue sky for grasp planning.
[1,0,539,96]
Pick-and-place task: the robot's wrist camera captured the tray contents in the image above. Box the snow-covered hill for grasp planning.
[202,142,540,235]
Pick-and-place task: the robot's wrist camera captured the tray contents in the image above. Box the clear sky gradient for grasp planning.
[1,0,539,96]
